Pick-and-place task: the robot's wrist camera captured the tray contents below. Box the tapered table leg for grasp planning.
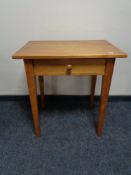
[38,76,46,109]
[97,59,115,136]
[89,75,97,109]
[24,60,41,137]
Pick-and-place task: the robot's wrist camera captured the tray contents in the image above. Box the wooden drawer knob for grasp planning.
[66,64,72,74]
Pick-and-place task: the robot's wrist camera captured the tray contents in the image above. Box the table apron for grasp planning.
[32,59,106,76]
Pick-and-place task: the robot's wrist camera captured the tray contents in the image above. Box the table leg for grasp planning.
[89,75,97,109]
[97,59,115,136]
[38,76,46,109]
[24,60,41,137]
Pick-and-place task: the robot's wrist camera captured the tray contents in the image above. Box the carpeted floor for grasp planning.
[0,97,131,175]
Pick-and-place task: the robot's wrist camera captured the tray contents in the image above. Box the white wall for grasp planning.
[0,0,131,95]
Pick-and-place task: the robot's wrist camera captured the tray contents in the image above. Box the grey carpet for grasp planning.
[0,98,131,175]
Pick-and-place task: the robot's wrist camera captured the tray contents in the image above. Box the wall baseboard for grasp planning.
[0,95,131,102]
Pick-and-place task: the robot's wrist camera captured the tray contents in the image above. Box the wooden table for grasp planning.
[12,40,127,137]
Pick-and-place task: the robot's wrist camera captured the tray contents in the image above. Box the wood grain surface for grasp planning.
[12,40,127,59]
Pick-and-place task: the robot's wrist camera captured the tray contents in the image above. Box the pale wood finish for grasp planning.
[24,60,41,137]
[12,40,127,59]
[33,59,106,76]
[97,59,115,136]
[38,76,46,109]
[89,75,97,109]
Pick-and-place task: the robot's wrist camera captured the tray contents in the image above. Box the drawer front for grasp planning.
[33,59,106,76]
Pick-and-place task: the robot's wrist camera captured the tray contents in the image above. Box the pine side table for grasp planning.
[12,40,128,137]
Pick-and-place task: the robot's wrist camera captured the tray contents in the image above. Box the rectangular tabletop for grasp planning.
[12,40,127,59]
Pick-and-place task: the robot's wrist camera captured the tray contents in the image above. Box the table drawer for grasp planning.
[33,59,106,76]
